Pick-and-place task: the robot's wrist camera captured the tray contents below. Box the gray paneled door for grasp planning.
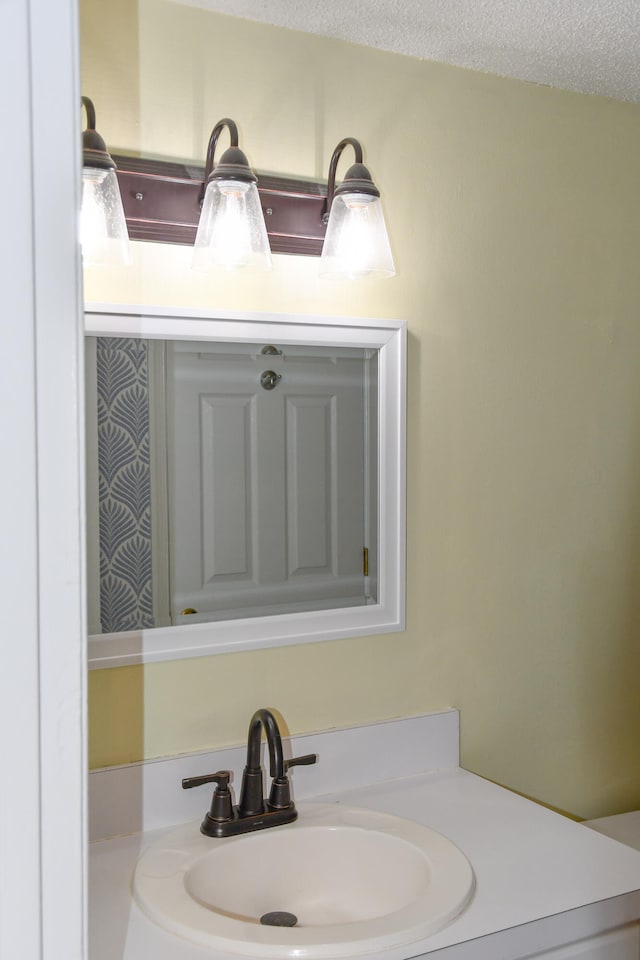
[167,341,370,623]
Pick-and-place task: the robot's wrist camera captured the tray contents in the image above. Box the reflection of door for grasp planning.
[167,342,369,622]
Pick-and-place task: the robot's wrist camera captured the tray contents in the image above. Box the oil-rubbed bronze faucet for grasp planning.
[182,708,317,838]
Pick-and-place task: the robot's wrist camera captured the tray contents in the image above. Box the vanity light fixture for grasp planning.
[192,118,272,273]
[80,96,130,266]
[107,126,395,277]
[320,138,396,280]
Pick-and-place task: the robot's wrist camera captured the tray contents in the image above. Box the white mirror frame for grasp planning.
[85,303,406,668]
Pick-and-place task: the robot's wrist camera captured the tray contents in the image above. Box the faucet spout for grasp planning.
[238,708,285,817]
[245,708,285,779]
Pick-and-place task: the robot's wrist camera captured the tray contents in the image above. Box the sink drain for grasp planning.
[260,911,298,927]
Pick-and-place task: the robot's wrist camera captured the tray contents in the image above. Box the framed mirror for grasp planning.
[85,305,406,668]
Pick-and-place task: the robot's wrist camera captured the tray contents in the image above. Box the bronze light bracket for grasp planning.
[199,117,257,203]
[322,137,381,225]
[113,152,329,257]
[82,97,117,172]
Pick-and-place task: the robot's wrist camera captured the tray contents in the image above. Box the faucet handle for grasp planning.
[182,770,231,791]
[182,770,234,826]
[269,754,318,810]
[284,753,317,771]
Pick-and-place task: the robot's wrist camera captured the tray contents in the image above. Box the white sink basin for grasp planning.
[133,802,474,958]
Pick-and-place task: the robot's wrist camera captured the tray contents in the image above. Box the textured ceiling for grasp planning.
[171,0,640,103]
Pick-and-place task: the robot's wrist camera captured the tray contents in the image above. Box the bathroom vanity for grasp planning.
[89,711,640,960]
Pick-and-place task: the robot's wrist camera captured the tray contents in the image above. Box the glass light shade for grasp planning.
[192,179,272,273]
[81,166,130,266]
[319,193,395,280]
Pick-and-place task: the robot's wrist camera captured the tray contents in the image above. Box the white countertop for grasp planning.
[90,765,640,960]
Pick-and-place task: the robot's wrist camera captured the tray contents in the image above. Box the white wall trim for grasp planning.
[1,7,43,954]
[0,0,86,958]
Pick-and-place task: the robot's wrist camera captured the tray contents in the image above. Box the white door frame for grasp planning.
[0,0,86,958]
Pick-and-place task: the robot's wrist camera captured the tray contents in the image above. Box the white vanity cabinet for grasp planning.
[524,924,639,959]
[89,714,640,960]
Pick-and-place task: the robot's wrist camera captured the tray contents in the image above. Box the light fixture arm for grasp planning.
[199,118,257,205]
[203,118,239,184]
[81,96,115,171]
[81,95,96,132]
[323,137,363,223]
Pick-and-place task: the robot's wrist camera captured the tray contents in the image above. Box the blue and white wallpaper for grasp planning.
[96,337,155,633]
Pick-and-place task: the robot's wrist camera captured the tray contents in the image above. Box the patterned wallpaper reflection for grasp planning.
[96,338,154,633]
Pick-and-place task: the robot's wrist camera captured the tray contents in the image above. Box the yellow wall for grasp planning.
[82,0,640,820]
